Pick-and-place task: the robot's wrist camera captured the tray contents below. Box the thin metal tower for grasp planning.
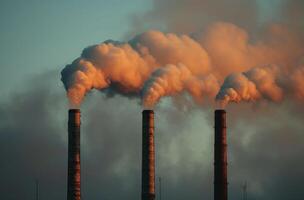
[242,181,247,200]
[159,177,162,200]
[35,179,39,200]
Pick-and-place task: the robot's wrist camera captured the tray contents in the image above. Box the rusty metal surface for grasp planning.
[142,110,155,200]
[214,109,227,200]
[67,109,81,200]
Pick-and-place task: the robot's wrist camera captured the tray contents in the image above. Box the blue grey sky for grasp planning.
[0,0,151,94]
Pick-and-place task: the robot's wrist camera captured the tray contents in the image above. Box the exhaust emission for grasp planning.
[67,109,81,200]
[142,110,155,200]
[214,109,227,200]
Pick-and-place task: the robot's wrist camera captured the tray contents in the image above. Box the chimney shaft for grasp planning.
[142,110,155,200]
[214,109,227,200]
[68,109,81,200]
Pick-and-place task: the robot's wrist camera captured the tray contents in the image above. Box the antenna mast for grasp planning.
[159,177,162,200]
[35,179,39,200]
[242,181,247,200]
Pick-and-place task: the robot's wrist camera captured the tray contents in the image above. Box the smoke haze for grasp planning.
[1,72,304,200]
[61,22,303,108]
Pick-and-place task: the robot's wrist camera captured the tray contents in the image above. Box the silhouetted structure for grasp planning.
[214,109,227,200]
[242,181,247,200]
[68,109,81,200]
[35,179,39,200]
[142,110,155,200]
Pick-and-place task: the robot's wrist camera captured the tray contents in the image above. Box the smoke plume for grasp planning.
[216,64,304,106]
[142,64,219,108]
[61,30,214,108]
[216,65,283,106]
[61,24,303,108]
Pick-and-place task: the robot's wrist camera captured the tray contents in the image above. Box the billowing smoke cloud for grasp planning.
[61,30,213,108]
[290,65,304,101]
[216,65,283,106]
[128,0,258,35]
[61,22,303,108]
[61,42,151,106]
[142,64,219,107]
[216,64,304,106]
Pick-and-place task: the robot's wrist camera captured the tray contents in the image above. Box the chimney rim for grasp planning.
[142,109,154,113]
[69,109,81,113]
[215,109,226,113]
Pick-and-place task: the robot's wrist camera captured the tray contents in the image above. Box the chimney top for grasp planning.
[142,109,154,114]
[69,109,80,113]
[215,109,226,113]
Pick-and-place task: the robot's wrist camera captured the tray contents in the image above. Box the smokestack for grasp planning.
[214,109,228,200]
[142,110,155,200]
[67,109,81,200]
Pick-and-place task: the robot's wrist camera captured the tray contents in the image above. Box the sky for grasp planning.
[0,0,151,95]
[0,0,304,200]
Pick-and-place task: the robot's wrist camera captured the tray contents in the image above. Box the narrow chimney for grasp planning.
[214,109,227,200]
[67,109,81,200]
[142,110,155,200]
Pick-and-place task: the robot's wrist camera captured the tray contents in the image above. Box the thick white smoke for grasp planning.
[61,23,304,108]
[142,64,219,108]
[61,30,213,108]
[290,65,304,101]
[216,65,283,106]
[216,64,304,107]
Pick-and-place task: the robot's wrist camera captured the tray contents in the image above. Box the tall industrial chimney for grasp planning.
[67,109,81,200]
[142,110,155,200]
[214,109,227,200]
